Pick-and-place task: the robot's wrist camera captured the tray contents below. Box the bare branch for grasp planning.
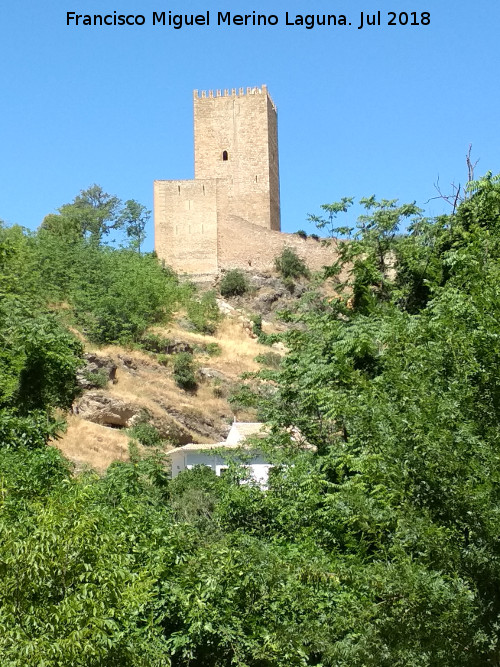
[426,146,479,212]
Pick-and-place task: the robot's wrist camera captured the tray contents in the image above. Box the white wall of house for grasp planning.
[169,448,272,487]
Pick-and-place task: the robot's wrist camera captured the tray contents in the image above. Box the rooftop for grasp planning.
[167,422,268,454]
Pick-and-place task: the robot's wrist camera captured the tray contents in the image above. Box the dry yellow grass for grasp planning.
[59,308,273,470]
[95,345,155,364]
[54,415,130,472]
[152,316,264,378]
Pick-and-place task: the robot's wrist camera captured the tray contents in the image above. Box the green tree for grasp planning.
[173,352,197,391]
[254,175,500,663]
[71,247,178,344]
[42,184,122,243]
[118,199,151,253]
[307,196,354,237]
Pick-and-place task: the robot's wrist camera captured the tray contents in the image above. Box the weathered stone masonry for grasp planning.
[154,86,338,276]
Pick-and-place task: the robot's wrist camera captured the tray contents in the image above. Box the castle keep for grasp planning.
[154,86,337,276]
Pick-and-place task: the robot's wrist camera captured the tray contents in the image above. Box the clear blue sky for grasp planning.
[1,0,498,250]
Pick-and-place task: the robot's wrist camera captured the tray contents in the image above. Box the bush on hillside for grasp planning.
[173,352,198,391]
[275,247,310,280]
[128,422,163,448]
[186,290,221,335]
[72,249,177,344]
[220,270,248,297]
[31,233,182,345]
[196,342,222,357]
[255,351,282,368]
[140,332,172,353]
[250,313,263,337]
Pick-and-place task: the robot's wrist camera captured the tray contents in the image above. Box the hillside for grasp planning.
[58,311,270,470]
[4,180,500,665]
[55,270,308,471]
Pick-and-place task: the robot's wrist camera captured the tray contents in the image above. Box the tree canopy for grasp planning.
[2,175,500,664]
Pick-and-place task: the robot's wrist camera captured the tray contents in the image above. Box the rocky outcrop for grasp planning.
[147,415,193,446]
[151,397,230,443]
[76,354,117,389]
[216,298,236,315]
[73,391,220,446]
[139,338,194,355]
[218,271,309,320]
[73,392,142,428]
[253,289,285,314]
[118,355,138,372]
[166,340,194,354]
[198,367,230,382]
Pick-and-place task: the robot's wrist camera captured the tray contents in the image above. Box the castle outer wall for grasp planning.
[154,179,219,275]
[218,216,341,274]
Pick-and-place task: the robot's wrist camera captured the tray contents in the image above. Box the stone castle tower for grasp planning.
[154,85,280,275]
[154,86,338,277]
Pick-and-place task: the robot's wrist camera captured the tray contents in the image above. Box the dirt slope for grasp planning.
[55,304,281,472]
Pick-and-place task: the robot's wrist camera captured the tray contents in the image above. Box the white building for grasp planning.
[167,422,273,487]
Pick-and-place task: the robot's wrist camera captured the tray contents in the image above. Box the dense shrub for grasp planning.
[81,369,109,389]
[255,351,282,368]
[275,246,310,279]
[220,269,248,297]
[196,341,222,357]
[0,308,83,413]
[228,382,259,410]
[128,422,163,447]
[31,233,182,344]
[186,290,221,335]
[139,332,172,353]
[72,249,177,344]
[250,313,263,336]
[173,352,198,391]
[295,229,307,239]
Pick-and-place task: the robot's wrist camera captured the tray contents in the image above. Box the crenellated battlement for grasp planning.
[193,85,276,110]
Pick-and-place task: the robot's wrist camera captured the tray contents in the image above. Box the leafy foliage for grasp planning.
[41,184,122,243]
[308,196,354,237]
[118,198,151,253]
[0,305,81,410]
[201,341,222,357]
[172,352,198,391]
[31,232,182,344]
[81,368,110,389]
[140,332,173,353]
[219,269,248,297]
[275,246,310,279]
[3,175,500,665]
[128,421,164,448]
[185,290,221,335]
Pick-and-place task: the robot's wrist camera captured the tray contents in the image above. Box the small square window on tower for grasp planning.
[222,150,229,161]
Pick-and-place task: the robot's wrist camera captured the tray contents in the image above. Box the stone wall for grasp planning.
[154,86,311,277]
[154,179,218,274]
[193,86,280,232]
[266,90,281,232]
[217,215,340,273]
